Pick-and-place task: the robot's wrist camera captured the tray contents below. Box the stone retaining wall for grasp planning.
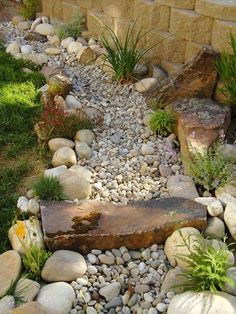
[41,0,236,73]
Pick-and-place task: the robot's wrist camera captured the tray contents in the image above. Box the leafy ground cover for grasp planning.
[0,43,45,253]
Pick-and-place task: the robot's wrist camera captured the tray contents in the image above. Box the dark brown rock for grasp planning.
[24,32,47,43]
[41,198,207,253]
[166,98,231,174]
[40,65,67,80]
[146,48,218,106]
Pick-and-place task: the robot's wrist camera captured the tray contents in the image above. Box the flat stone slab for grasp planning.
[41,198,207,253]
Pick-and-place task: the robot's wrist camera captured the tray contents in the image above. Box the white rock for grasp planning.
[21,52,48,65]
[44,165,67,178]
[15,278,40,303]
[204,217,225,239]
[0,251,21,298]
[61,37,75,49]
[60,175,91,201]
[6,41,20,56]
[222,267,236,296]
[99,282,121,302]
[161,268,186,293]
[135,78,159,93]
[215,191,236,206]
[0,295,15,313]
[35,23,54,36]
[27,199,40,215]
[67,41,83,54]
[42,16,50,23]
[48,138,75,153]
[52,147,77,167]
[37,282,75,314]
[167,291,236,314]
[164,227,201,270]
[20,44,33,54]
[45,47,61,55]
[8,218,45,254]
[167,175,199,200]
[41,250,87,282]
[88,38,97,46]
[69,165,92,182]
[17,21,31,31]
[195,197,223,216]
[31,17,42,31]
[65,95,82,109]
[76,36,87,46]
[141,143,154,155]
[224,202,236,240]
[75,142,92,159]
[17,196,29,213]
[74,129,95,146]
[47,34,60,47]
[12,15,25,26]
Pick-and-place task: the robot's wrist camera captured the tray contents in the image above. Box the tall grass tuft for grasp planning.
[215,33,236,106]
[100,23,158,81]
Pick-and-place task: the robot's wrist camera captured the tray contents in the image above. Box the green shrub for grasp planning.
[21,0,39,20]
[216,33,236,106]
[57,14,84,39]
[100,23,157,81]
[191,143,232,192]
[178,233,234,293]
[148,110,175,136]
[33,176,64,201]
[22,245,51,280]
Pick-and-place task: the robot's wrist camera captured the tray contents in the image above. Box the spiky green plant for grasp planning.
[33,176,64,201]
[148,110,175,136]
[177,233,234,293]
[191,143,232,192]
[21,0,39,20]
[215,33,236,106]
[22,245,51,280]
[100,23,159,81]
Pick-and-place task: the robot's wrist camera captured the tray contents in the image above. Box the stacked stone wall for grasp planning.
[42,0,236,73]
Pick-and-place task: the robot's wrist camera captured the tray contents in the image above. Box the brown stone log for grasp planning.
[146,47,218,106]
[41,198,207,253]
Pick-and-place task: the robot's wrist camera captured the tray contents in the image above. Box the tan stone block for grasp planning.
[76,0,92,9]
[113,18,134,44]
[161,59,183,75]
[87,10,113,38]
[134,0,170,31]
[147,30,186,63]
[53,0,63,20]
[63,1,84,21]
[196,0,236,22]
[212,19,236,53]
[102,0,134,19]
[91,0,103,10]
[42,0,53,16]
[170,8,213,44]
[155,0,195,9]
[185,41,213,61]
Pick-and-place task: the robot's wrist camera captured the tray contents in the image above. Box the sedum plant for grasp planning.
[33,176,64,201]
[22,244,51,280]
[215,33,236,106]
[21,0,39,20]
[148,110,175,137]
[100,23,158,81]
[178,233,234,293]
[191,143,232,192]
[57,14,84,39]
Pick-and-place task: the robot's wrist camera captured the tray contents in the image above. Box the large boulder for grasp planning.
[6,41,20,56]
[0,251,21,297]
[52,147,77,167]
[166,98,231,174]
[8,219,45,254]
[164,227,201,270]
[167,175,199,200]
[37,282,75,314]
[74,129,95,146]
[146,48,218,105]
[48,138,75,153]
[76,46,96,65]
[60,175,92,201]
[35,23,54,36]
[41,250,87,282]
[167,291,236,314]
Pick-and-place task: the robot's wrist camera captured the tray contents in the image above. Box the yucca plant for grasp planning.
[177,233,234,293]
[215,33,236,107]
[100,22,159,81]
[148,110,175,136]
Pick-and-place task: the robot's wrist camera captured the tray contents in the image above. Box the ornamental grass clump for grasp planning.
[148,110,175,136]
[33,176,64,201]
[57,14,84,39]
[178,233,234,293]
[191,143,232,192]
[21,0,39,20]
[216,33,236,107]
[100,23,158,82]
